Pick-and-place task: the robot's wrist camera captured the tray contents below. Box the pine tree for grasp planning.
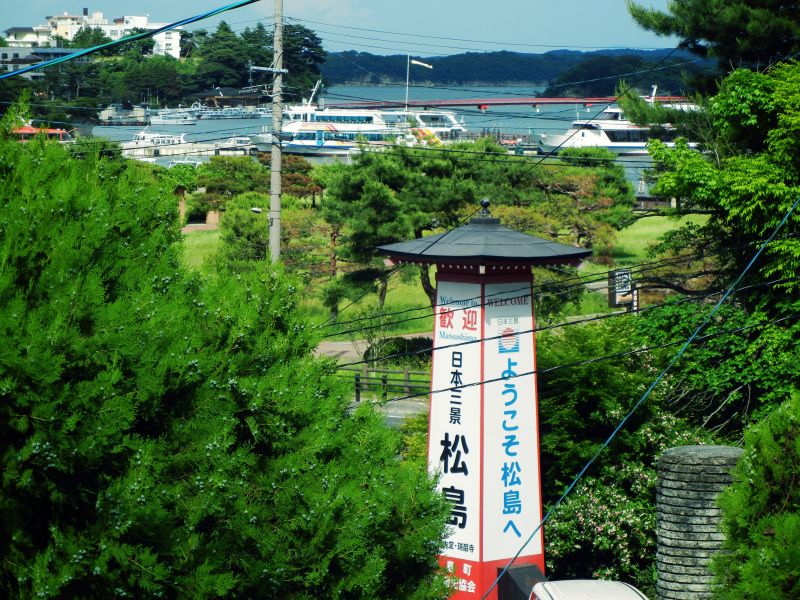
[711,392,800,599]
[0,120,448,598]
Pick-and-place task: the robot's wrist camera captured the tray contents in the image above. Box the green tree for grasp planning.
[627,0,800,70]
[241,22,272,75]
[318,143,479,307]
[282,24,327,100]
[641,63,800,298]
[194,21,249,89]
[711,392,800,598]
[197,155,271,210]
[180,29,208,58]
[0,116,449,599]
[218,192,271,263]
[70,26,113,53]
[317,140,632,310]
[120,27,156,56]
[122,54,183,104]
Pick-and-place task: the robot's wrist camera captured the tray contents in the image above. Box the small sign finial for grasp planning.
[480,198,491,216]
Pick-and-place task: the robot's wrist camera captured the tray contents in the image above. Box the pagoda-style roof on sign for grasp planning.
[377,200,592,267]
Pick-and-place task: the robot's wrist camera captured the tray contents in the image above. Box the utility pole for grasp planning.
[269,0,284,262]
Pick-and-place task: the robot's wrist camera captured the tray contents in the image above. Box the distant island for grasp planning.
[321,49,716,96]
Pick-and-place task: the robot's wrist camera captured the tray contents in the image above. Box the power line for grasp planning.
[321,207,483,327]
[285,16,677,52]
[319,238,782,335]
[346,314,796,404]
[0,0,262,81]
[331,276,800,368]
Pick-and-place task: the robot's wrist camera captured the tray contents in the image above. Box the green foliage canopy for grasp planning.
[711,392,800,598]
[628,0,800,70]
[644,63,800,297]
[536,316,705,592]
[0,126,448,598]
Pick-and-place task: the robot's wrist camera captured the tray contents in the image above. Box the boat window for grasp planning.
[312,114,374,124]
[419,114,448,126]
[606,129,648,143]
[595,110,622,121]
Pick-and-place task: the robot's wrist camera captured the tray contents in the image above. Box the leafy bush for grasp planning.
[363,336,433,368]
[711,392,800,599]
[0,129,449,599]
[537,317,706,591]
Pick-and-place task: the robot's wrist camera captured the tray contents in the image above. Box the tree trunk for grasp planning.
[329,228,339,278]
[377,277,388,309]
[419,264,436,308]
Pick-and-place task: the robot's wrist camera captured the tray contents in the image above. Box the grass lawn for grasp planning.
[312,269,434,339]
[181,229,220,271]
[180,214,706,333]
[612,214,707,266]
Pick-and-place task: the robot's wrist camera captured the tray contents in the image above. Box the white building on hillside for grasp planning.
[3,26,53,48]
[3,8,181,58]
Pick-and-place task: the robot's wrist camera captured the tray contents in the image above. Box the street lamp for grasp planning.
[405,54,433,112]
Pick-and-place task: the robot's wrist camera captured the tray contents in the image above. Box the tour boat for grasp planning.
[123,130,187,149]
[251,108,464,156]
[188,102,260,120]
[531,107,687,155]
[121,130,188,159]
[531,87,697,156]
[167,158,202,168]
[148,110,197,126]
[254,120,419,156]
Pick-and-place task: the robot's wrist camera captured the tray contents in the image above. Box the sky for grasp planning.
[1,1,679,55]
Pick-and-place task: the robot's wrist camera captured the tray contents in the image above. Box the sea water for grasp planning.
[91,85,653,187]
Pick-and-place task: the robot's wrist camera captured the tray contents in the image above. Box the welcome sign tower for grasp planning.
[378,201,591,600]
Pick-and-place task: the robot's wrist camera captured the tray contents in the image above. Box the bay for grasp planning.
[90,85,653,189]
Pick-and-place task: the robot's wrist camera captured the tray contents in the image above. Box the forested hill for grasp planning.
[321,48,712,94]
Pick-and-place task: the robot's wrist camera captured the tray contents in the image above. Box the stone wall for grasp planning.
[656,445,743,599]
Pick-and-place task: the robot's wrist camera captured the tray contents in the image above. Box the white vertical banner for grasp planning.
[481,280,543,562]
[429,280,483,565]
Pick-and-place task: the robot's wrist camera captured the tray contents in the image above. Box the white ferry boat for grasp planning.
[121,130,189,158]
[167,158,202,168]
[252,106,465,156]
[532,89,697,156]
[251,80,467,155]
[189,103,260,120]
[148,110,197,126]
[256,121,417,156]
[531,107,658,155]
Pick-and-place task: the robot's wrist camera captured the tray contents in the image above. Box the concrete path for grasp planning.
[315,336,432,427]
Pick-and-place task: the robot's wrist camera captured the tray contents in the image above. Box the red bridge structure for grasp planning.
[326,96,690,110]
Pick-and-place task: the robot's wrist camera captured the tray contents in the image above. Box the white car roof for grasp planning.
[531,580,649,600]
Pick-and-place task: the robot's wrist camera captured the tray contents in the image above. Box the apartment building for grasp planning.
[3,7,181,58]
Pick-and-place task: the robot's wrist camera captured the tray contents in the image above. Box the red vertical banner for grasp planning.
[430,279,484,597]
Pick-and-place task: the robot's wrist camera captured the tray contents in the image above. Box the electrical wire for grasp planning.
[321,206,483,327]
[341,313,797,400]
[285,16,678,52]
[318,240,763,335]
[331,275,800,369]
[0,0,262,81]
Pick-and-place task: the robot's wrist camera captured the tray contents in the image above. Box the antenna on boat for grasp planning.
[306,80,322,106]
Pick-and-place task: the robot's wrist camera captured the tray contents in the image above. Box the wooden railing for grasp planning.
[339,366,430,402]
